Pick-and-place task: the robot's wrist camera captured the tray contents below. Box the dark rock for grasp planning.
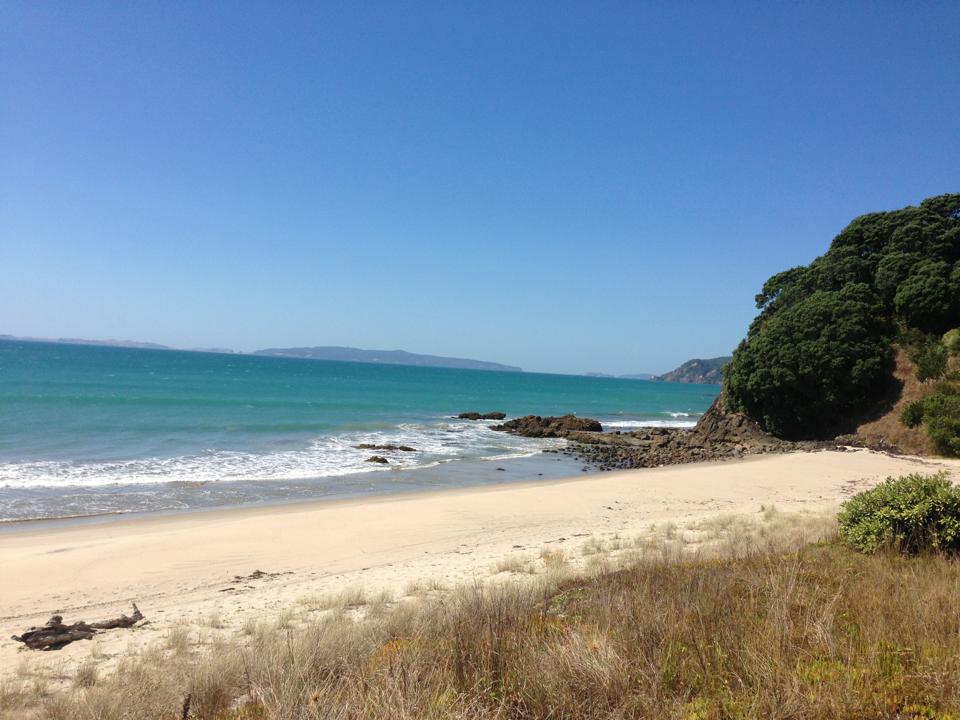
[551,396,808,471]
[457,412,507,420]
[691,396,780,447]
[833,434,903,454]
[491,414,603,438]
[366,455,389,464]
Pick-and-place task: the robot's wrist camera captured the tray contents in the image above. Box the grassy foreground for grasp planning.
[6,516,960,719]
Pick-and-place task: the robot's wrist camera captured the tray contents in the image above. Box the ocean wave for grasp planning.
[602,420,697,429]
[601,414,699,429]
[0,421,564,490]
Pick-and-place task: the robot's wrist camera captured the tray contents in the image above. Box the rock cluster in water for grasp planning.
[457,412,507,420]
[491,414,603,438]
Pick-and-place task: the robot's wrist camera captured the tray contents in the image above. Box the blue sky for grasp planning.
[2,2,958,375]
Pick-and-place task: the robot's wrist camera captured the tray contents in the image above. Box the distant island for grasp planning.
[252,346,523,372]
[655,356,731,384]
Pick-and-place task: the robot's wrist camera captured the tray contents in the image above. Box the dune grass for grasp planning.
[10,512,960,719]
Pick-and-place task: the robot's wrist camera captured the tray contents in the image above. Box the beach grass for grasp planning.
[11,512,960,719]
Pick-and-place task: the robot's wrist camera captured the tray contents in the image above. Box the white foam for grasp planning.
[0,421,564,490]
[601,416,699,429]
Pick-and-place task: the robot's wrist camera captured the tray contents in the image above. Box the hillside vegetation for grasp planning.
[724,193,960,447]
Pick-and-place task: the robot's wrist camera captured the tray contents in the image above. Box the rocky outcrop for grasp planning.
[491,414,603,438]
[490,400,844,471]
[365,455,390,464]
[539,398,818,471]
[457,412,507,421]
[690,396,781,447]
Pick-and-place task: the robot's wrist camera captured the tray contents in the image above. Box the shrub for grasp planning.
[900,400,925,428]
[900,384,960,456]
[838,472,960,554]
[944,328,960,355]
[910,337,948,382]
[927,415,960,456]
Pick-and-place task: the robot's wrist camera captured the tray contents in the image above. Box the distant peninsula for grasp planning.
[655,356,731,385]
[252,346,523,372]
[0,334,175,351]
[0,335,521,371]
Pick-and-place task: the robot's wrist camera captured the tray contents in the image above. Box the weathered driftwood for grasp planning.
[12,603,143,650]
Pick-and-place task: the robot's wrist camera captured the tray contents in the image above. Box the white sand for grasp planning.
[1,449,955,681]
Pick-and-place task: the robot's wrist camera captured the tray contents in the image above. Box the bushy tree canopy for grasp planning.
[725,284,893,438]
[725,194,960,439]
[894,260,956,333]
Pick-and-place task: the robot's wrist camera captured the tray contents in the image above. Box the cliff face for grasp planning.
[656,357,730,385]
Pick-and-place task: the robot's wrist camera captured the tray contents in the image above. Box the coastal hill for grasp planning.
[252,346,523,372]
[721,192,960,451]
[655,356,730,384]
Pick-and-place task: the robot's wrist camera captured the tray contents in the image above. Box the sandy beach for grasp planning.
[2,448,956,681]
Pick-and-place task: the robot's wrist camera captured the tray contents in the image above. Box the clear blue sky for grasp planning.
[2,2,958,374]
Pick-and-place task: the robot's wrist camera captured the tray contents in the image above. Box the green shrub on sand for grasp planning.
[838,472,960,554]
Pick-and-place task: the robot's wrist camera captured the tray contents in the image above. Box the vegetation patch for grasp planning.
[724,193,960,439]
[839,472,960,554]
[897,329,960,455]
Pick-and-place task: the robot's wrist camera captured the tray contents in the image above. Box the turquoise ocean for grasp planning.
[0,340,719,523]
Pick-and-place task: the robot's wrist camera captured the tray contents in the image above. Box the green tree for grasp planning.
[725,193,960,440]
[725,284,893,438]
[894,260,955,333]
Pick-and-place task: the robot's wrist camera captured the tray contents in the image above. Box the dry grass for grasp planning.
[71,663,97,690]
[165,623,192,656]
[538,547,568,572]
[299,586,369,613]
[14,512,960,719]
[491,554,537,575]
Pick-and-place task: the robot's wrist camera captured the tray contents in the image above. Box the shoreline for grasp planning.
[2,448,955,683]
[0,452,761,537]
[0,450,588,532]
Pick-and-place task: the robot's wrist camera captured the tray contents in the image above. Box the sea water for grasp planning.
[0,340,719,523]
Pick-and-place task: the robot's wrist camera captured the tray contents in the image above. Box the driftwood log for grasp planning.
[12,603,143,650]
